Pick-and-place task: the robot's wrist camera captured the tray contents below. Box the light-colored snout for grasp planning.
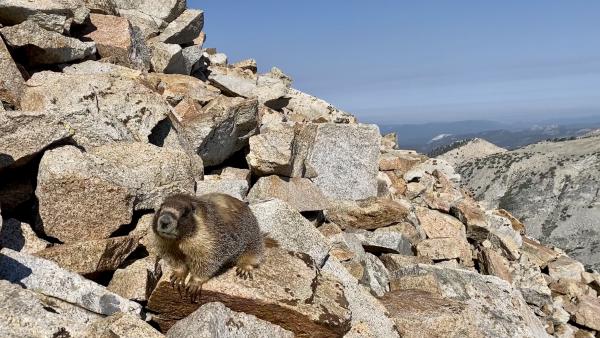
[157,213,177,237]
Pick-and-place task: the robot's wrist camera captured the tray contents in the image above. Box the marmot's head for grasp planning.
[153,194,198,240]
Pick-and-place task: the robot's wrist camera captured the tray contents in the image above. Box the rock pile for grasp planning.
[1,1,599,337]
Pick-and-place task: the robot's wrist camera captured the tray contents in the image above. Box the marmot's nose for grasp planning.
[159,215,173,230]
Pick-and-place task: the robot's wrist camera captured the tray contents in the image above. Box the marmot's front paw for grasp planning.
[170,270,188,293]
[236,265,254,280]
[186,277,207,303]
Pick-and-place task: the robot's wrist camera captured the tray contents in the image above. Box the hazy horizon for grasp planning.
[190,1,600,125]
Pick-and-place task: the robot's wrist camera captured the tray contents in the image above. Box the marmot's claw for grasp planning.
[186,280,203,303]
[235,267,253,280]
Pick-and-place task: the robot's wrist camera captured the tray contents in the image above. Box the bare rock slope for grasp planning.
[456,136,600,270]
[0,1,599,337]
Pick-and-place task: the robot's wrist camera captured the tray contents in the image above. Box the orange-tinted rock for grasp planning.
[147,248,351,337]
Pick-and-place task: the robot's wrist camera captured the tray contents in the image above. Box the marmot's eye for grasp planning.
[182,207,191,217]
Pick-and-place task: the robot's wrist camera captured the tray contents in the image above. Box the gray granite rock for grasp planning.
[171,95,258,167]
[0,279,102,338]
[247,175,329,212]
[305,123,381,200]
[0,37,24,108]
[0,249,142,317]
[0,0,89,32]
[250,199,330,265]
[149,41,186,74]
[322,258,400,338]
[157,9,203,44]
[0,110,73,169]
[0,20,95,65]
[389,264,548,337]
[166,302,293,338]
[36,143,196,242]
[21,71,169,149]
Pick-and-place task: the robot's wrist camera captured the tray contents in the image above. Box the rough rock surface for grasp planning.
[172,95,258,166]
[0,110,73,169]
[325,197,410,230]
[0,0,90,32]
[21,71,170,149]
[323,258,400,338]
[149,40,185,74]
[0,219,49,254]
[250,199,330,265]
[0,280,102,338]
[0,249,142,316]
[0,20,96,65]
[108,257,162,302]
[36,143,196,242]
[457,135,600,269]
[247,175,329,212]
[196,177,249,200]
[1,2,598,337]
[389,264,548,337]
[157,9,204,44]
[0,37,24,108]
[166,302,294,338]
[306,123,381,200]
[85,312,164,338]
[35,235,139,275]
[83,13,150,70]
[148,248,351,336]
[113,0,186,23]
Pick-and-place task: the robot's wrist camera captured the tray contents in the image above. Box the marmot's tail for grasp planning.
[262,233,280,248]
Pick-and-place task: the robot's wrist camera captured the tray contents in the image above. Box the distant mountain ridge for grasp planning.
[455,135,600,270]
[380,117,600,153]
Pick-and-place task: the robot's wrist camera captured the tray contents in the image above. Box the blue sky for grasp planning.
[189,1,600,124]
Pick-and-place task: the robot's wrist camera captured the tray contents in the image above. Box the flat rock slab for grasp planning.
[85,312,164,338]
[325,197,411,230]
[415,207,466,239]
[0,111,73,169]
[157,9,204,44]
[0,248,142,317]
[166,302,293,338]
[112,0,186,23]
[147,248,351,337]
[247,175,329,212]
[21,71,169,149]
[381,289,482,338]
[196,179,249,201]
[0,20,96,66]
[548,255,585,282]
[572,295,600,331]
[0,280,102,338]
[284,88,356,123]
[389,264,548,337]
[250,199,330,265]
[35,235,139,275]
[142,73,220,106]
[0,0,89,32]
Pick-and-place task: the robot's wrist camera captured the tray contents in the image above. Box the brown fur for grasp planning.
[152,193,266,299]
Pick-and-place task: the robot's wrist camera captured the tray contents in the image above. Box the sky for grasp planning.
[189,1,600,125]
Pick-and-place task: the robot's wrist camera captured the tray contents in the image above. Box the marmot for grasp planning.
[152,192,265,301]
